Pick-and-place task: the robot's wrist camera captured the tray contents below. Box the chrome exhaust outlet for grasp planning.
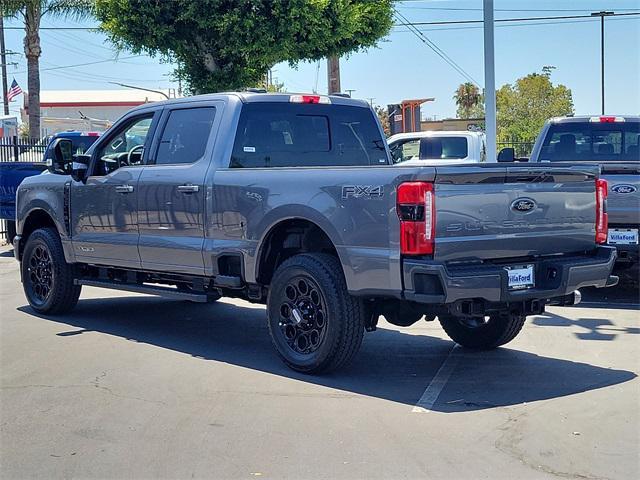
[547,290,581,306]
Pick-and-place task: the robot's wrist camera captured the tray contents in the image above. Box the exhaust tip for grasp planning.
[573,289,582,306]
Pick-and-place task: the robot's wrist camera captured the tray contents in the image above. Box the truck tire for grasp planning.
[267,253,365,374]
[438,312,526,349]
[22,227,81,314]
[6,220,16,245]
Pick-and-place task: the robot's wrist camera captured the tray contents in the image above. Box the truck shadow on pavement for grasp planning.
[533,313,640,340]
[18,296,637,413]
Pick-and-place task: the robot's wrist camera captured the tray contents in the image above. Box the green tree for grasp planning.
[95,0,394,94]
[454,82,482,119]
[374,105,390,137]
[1,1,92,138]
[497,72,573,141]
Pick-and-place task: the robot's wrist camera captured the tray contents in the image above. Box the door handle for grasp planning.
[177,184,199,193]
[115,184,134,193]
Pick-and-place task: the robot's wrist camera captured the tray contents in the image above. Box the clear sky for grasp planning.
[3,0,639,120]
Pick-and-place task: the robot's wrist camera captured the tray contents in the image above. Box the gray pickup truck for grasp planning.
[520,116,639,285]
[14,92,617,373]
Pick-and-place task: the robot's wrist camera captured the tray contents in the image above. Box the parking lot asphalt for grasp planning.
[1,245,638,480]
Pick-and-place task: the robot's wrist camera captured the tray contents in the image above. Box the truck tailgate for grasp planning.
[601,163,640,226]
[432,165,599,262]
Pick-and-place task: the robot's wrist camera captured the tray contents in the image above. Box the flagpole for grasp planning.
[0,17,10,115]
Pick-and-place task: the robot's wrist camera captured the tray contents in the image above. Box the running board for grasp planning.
[74,279,209,302]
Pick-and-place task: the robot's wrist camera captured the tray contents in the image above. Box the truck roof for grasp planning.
[388,130,485,143]
[127,91,371,114]
[549,115,640,123]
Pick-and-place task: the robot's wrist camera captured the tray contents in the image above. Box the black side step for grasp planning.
[74,279,209,303]
[214,275,243,288]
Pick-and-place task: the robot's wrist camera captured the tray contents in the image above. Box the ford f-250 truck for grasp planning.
[517,115,639,286]
[13,93,617,373]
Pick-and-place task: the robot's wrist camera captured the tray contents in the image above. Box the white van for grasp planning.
[388,130,489,165]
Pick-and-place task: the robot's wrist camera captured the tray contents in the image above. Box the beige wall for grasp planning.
[421,118,484,132]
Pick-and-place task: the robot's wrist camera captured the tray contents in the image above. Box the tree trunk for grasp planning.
[23,2,42,139]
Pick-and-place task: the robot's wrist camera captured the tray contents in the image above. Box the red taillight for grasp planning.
[397,182,435,255]
[595,179,608,244]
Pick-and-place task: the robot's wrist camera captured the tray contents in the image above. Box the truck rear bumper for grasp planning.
[403,246,617,305]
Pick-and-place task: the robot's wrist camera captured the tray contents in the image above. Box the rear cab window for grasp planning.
[229,103,388,168]
[540,121,640,162]
[420,136,468,160]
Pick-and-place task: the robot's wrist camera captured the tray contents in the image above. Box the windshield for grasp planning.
[540,122,640,162]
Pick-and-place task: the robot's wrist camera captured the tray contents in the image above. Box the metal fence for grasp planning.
[497,136,536,158]
[0,136,47,163]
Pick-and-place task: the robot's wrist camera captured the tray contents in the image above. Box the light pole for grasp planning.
[483,0,496,162]
[591,11,614,115]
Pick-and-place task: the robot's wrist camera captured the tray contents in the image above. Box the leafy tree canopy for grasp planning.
[94,0,394,94]
[497,71,574,140]
[453,82,482,120]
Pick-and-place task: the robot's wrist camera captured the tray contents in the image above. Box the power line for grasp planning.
[394,11,640,27]
[392,8,481,87]
[3,26,98,30]
[2,12,637,31]
[392,15,638,33]
[12,55,143,74]
[397,3,640,13]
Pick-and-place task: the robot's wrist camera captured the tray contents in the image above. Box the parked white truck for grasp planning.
[388,130,487,165]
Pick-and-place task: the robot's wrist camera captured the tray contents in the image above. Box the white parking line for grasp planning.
[412,344,460,413]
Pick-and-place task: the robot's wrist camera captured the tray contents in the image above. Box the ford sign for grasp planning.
[510,198,536,213]
[611,184,637,194]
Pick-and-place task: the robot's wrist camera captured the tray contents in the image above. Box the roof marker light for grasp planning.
[589,116,625,123]
[289,94,331,105]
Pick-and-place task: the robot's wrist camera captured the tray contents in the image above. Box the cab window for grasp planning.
[230,103,388,168]
[390,139,420,163]
[93,115,153,175]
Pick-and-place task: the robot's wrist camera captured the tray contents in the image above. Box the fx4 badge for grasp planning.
[342,185,384,199]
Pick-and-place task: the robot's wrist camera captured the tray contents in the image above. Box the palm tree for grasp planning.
[454,82,481,119]
[1,1,92,139]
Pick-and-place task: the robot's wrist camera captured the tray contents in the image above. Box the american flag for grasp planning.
[7,79,23,102]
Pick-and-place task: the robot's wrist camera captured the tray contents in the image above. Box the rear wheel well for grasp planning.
[257,219,339,285]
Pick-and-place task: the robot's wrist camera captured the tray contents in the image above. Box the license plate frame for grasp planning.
[505,264,535,290]
[607,228,639,245]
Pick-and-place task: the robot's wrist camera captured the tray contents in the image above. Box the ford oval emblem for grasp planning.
[511,198,537,213]
[611,184,637,194]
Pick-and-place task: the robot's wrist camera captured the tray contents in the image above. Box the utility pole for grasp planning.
[591,11,614,115]
[367,97,375,107]
[344,89,356,97]
[327,56,341,94]
[0,17,9,115]
[483,0,497,162]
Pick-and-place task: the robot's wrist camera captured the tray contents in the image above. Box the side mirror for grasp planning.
[45,138,73,174]
[71,154,90,182]
[497,147,515,163]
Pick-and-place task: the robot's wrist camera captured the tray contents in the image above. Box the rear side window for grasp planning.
[229,103,388,168]
[540,122,640,162]
[155,107,216,165]
[420,137,468,160]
